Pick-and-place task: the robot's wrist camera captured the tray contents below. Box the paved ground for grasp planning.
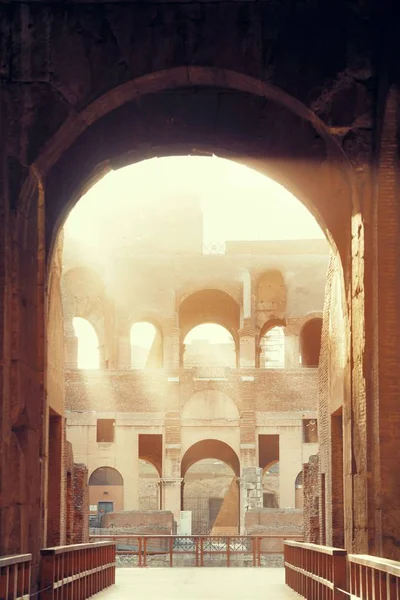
[96,568,299,599]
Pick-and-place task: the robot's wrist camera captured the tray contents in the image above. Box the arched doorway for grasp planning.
[299,318,323,367]
[179,290,240,368]
[295,472,303,509]
[183,323,236,369]
[181,440,240,535]
[88,467,124,526]
[14,66,351,561]
[73,317,100,369]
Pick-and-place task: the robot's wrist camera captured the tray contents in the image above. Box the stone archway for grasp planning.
[7,66,357,565]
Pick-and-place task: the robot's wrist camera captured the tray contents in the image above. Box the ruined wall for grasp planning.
[65,368,318,413]
[73,463,89,544]
[302,455,320,544]
[100,510,174,534]
[317,253,347,546]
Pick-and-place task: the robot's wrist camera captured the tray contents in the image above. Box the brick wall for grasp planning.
[65,368,318,413]
[313,251,346,546]
[73,463,89,543]
[303,455,320,543]
[100,510,174,533]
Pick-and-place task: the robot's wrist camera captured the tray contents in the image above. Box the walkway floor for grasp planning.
[96,568,298,599]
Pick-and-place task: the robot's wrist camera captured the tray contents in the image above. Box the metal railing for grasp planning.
[348,554,400,599]
[39,541,115,600]
[284,541,347,599]
[0,554,31,600]
[90,534,302,567]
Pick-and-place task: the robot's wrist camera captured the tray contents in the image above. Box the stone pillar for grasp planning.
[64,336,78,368]
[118,427,139,510]
[240,377,257,468]
[279,428,302,509]
[163,319,181,369]
[285,335,299,368]
[160,478,183,526]
[240,468,263,533]
[61,280,78,368]
[239,325,256,368]
[117,334,131,369]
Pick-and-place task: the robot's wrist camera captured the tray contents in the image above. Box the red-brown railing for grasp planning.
[39,541,115,600]
[89,534,302,567]
[348,554,400,599]
[0,554,31,600]
[284,541,347,599]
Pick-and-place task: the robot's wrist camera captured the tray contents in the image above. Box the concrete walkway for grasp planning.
[96,568,299,599]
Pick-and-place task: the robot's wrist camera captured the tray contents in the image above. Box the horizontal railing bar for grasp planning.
[348,553,400,576]
[41,540,115,554]
[89,534,302,539]
[284,540,347,555]
[0,554,32,567]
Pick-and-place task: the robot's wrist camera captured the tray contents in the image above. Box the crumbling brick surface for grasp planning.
[73,463,89,543]
[302,455,320,544]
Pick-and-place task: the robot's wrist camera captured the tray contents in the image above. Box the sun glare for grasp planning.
[65,156,326,363]
[63,155,324,248]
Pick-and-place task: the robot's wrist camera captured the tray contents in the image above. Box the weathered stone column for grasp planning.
[279,428,302,508]
[284,335,300,368]
[160,478,183,525]
[118,426,139,511]
[163,318,181,369]
[238,324,256,368]
[239,376,257,468]
[240,468,263,533]
[61,279,78,368]
[117,334,131,369]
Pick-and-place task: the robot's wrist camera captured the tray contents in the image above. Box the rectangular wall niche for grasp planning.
[138,434,163,473]
[303,419,318,443]
[96,419,115,443]
[258,434,279,470]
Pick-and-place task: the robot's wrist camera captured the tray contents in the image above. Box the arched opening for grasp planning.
[260,325,285,369]
[72,317,100,369]
[183,459,237,534]
[183,323,236,369]
[295,472,303,509]
[88,467,124,524]
[262,462,280,508]
[130,321,163,369]
[179,289,240,367]
[181,440,240,478]
[37,68,351,557]
[139,460,160,511]
[300,318,323,367]
[181,440,240,535]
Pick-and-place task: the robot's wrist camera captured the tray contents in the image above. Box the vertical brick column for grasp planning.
[239,324,256,368]
[117,334,131,369]
[369,86,400,558]
[61,278,78,368]
[239,378,256,468]
[163,318,181,369]
[279,427,302,508]
[162,376,182,525]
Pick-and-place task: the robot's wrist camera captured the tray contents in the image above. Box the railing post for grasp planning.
[333,553,347,600]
